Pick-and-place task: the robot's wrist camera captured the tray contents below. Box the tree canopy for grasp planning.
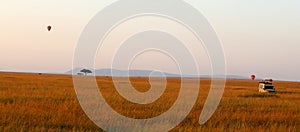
[80,69,92,76]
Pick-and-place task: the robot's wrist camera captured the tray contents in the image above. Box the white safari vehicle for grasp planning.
[258,79,277,93]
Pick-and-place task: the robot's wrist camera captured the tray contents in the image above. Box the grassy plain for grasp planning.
[0,72,299,131]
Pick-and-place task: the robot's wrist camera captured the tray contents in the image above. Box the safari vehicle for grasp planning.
[258,79,277,93]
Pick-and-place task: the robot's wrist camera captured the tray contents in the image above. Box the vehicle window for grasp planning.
[265,86,274,89]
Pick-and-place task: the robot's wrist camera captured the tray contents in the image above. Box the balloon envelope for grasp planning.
[47,26,52,31]
[251,75,255,80]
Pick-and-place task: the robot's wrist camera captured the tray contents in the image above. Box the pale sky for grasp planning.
[0,0,299,81]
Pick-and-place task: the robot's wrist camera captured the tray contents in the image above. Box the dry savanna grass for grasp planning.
[0,72,299,131]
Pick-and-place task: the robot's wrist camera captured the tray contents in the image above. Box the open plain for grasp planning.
[0,72,299,131]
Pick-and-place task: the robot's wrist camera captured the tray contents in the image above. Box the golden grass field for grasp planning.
[0,72,299,131]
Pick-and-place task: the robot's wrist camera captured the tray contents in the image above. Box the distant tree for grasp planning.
[80,69,92,76]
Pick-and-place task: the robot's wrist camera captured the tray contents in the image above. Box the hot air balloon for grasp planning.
[47,25,52,31]
[251,75,256,80]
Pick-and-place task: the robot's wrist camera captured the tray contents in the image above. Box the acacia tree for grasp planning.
[80,69,92,76]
